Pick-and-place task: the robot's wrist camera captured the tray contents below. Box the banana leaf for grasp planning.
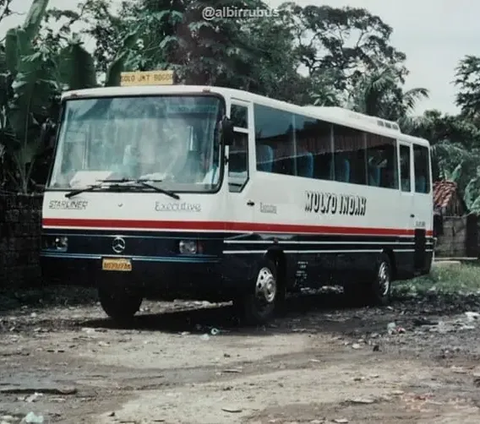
[105,31,140,86]
[58,41,97,90]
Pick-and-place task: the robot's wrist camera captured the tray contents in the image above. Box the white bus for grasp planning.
[41,82,434,325]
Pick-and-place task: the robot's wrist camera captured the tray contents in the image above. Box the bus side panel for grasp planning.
[247,172,406,287]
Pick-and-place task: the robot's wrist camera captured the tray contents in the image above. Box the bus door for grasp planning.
[398,142,416,268]
[412,144,431,271]
[226,99,255,225]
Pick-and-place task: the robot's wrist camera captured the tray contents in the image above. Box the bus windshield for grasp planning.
[48,95,224,192]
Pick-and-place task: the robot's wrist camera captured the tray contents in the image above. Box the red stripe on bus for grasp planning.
[42,218,434,237]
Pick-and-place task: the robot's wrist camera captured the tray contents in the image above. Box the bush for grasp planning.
[394,263,480,297]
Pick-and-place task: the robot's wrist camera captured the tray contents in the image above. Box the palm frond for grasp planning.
[402,87,429,113]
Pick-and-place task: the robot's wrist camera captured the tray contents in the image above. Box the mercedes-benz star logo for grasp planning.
[112,236,126,254]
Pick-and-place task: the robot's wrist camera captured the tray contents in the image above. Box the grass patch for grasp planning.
[394,263,480,298]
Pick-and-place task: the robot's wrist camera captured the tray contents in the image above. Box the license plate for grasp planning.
[102,258,132,272]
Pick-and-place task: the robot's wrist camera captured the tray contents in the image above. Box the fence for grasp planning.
[0,194,43,289]
[434,214,478,258]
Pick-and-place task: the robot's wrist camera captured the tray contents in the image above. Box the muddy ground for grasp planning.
[2,284,480,424]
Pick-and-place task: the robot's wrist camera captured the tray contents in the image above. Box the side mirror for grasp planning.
[40,120,56,149]
[221,117,234,146]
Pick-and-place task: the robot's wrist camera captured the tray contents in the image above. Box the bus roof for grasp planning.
[61,85,430,147]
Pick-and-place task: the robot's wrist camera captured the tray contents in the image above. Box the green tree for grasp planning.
[228,4,310,103]
[408,109,480,150]
[347,63,428,123]
[46,1,415,111]
[47,0,266,85]
[0,0,14,25]
[454,55,480,120]
[281,3,407,93]
[130,0,272,85]
[410,107,480,210]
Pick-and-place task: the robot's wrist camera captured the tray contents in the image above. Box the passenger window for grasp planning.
[414,144,430,194]
[231,104,248,129]
[332,125,366,185]
[228,132,249,192]
[399,144,411,192]
[366,134,398,189]
[294,115,332,180]
[254,104,295,175]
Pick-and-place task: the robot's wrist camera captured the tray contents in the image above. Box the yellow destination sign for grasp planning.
[120,70,174,86]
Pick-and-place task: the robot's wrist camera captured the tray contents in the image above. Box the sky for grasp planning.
[1,0,477,115]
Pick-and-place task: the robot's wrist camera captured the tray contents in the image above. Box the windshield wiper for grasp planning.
[97,178,180,200]
[65,183,105,198]
[65,182,137,198]
[65,178,180,200]
[136,179,180,199]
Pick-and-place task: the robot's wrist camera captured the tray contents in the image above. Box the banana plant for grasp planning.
[56,34,97,91]
[57,29,140,91]
[1,0,55,193]
[0,0,139,192]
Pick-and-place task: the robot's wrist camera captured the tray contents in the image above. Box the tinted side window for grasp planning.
[399,144,411,192]
[231,104,248,128]
[228,132,248,192]
[254,104,295,175]
[333,125,366,185]
[294,115,332,180]
[366,134,398,189]
[414,144,430,194]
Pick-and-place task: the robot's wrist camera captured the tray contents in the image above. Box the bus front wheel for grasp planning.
[234,258,280,326]
[98,285,143,324]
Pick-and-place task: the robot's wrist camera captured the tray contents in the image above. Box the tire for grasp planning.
[234,257,280,326]
[98,286,143,324]
[368,253,392,306]
[344,253,392,307]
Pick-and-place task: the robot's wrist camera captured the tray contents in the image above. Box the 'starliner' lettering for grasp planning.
[305,191,367,216]
[49,200,88,210]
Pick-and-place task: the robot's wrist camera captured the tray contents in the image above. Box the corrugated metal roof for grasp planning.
[433,180,457,209]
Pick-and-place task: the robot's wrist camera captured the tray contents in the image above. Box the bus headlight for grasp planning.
[179,240,197,254]
[43,236,68,251]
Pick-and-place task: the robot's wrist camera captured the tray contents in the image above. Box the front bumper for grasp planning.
[40,229,263,301]
[40,251,258,302]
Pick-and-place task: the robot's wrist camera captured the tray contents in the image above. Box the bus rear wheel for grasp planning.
[234,258,279,326]
[367,253,392,306]
[344,253,392,307]
[98,285,143,324]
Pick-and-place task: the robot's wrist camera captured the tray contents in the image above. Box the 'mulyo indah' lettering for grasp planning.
[305,191,367,216]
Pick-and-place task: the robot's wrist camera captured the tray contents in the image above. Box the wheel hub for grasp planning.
[378,262,390,296]
[255,267,276,304]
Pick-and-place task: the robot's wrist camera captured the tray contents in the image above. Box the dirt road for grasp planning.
[1,288,480,424]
